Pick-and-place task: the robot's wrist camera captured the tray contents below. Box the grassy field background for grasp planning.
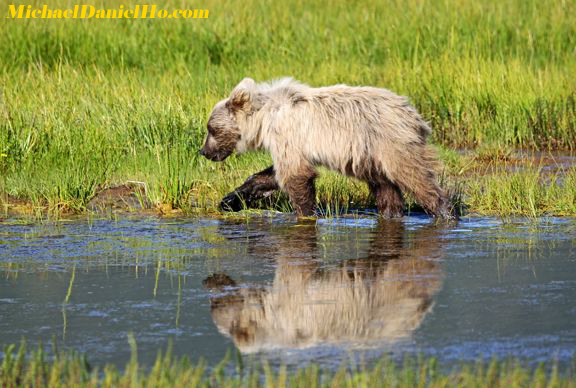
[0,0,575,216]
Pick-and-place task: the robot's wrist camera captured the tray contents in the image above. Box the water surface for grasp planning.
[1,215,575,369]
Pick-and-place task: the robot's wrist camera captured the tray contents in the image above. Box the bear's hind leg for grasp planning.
[399,170,454,219]
[283,169,317,217]
[369,178,404,218]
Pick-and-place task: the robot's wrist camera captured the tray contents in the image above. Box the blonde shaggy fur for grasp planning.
[201,77,452,218]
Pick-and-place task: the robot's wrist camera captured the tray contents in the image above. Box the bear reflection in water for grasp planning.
[203,221,444,353]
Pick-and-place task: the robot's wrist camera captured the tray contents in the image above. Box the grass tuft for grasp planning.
[1,342,575,387]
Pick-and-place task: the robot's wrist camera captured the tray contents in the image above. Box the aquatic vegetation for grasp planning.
[0,342,573,387]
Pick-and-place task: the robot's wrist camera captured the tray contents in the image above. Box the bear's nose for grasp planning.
[199,149,206,156]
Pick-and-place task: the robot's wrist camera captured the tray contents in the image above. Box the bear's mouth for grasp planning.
[201,149,233,162]
[210,153,230,162]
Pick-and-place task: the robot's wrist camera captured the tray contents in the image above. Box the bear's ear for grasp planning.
[228,78,256,112]
[236,77,256,89]
[229,89,251,111]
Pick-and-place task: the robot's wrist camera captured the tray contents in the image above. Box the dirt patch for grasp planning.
[0,194,41,217]
[87,182,151,212]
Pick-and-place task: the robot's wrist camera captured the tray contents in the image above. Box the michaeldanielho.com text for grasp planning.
[6,5,209,19]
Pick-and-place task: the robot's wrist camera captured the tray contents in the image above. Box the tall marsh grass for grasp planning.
[467,167,576,217]
[0,0,575,215]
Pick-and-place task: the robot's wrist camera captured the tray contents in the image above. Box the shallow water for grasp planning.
[0,215,575,369]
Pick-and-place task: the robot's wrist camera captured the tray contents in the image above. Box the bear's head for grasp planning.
[200,78,264,162]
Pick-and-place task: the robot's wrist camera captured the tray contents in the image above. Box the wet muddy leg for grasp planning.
[369,178,404,218]
[220,166,279,211]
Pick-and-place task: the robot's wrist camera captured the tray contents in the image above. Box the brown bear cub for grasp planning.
[200,77,454,219]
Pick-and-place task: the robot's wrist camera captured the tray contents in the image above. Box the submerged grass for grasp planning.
[1,342,574,388]
[0,0,575,217]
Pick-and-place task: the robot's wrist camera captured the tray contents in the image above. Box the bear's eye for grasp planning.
[207,124,216,135]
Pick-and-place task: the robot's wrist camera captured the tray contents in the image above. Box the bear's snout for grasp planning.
[199,146,232,162]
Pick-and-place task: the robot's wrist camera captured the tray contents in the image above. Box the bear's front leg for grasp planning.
[220,166,279,211]
[282,169,317,217]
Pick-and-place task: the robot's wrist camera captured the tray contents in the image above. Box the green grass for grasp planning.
[466,166,576,218]
[1,341,574,387]
[0,0,575,216]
